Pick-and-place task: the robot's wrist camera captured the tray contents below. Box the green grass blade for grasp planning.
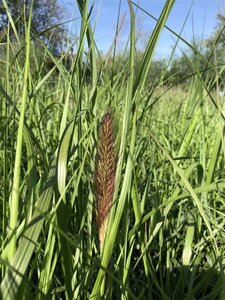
[7,3,32,261]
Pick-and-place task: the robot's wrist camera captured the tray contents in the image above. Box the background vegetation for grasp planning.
[1,0,225,299]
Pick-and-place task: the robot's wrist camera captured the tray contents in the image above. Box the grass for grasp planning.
[1,0,225,299]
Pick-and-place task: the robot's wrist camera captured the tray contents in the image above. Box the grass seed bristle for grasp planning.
[94,111,116,251]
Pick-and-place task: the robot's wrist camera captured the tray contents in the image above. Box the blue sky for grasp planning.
[60,0,225,58]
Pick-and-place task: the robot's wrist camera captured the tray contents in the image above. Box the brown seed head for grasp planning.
[94,111,116,251]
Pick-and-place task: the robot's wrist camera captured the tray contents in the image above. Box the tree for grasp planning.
[0,0,65,54]
[204,13,225,88]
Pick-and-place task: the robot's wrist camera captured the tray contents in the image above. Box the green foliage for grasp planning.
[0,1,225,299]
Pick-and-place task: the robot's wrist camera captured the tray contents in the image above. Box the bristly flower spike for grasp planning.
[94,111,116,252]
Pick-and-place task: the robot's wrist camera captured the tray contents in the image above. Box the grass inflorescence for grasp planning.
[94,111,116,252]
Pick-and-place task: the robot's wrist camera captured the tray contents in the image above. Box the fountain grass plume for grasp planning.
[94,111,116,252]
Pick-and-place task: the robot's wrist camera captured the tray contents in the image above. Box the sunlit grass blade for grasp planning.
[7,2,32,262]
[1,160,55,299]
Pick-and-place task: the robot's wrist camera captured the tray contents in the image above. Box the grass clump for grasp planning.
[0,0,225,299]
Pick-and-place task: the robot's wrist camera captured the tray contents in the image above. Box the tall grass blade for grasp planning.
[7,2,32,262]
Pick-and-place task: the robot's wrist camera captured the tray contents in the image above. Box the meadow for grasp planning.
[1,0,225,299]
